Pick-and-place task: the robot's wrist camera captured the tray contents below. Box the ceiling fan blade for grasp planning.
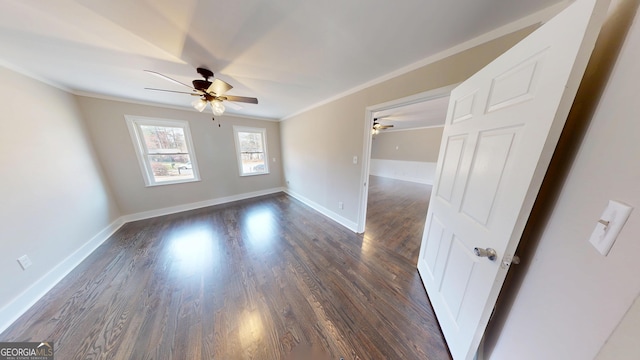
[144,70,195,90]
[207,78,233,95]
[145,87,201,95]
[225,95,258,104]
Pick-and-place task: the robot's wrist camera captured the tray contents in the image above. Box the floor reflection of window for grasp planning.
[243,209,277,251]
[239,310,265,350]
[167,227,218,275]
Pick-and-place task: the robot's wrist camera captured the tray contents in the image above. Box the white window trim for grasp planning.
[233,126,270,176]
[125,115,201,186]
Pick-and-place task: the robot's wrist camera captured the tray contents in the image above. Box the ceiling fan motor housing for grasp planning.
[192,79,212,91]
[196,67,214,79]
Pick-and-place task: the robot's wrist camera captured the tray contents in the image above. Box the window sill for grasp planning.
[144,177,202,187]
[239,172,270,177]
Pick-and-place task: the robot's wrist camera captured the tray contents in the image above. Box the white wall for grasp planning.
[77,97,284,217]
[0,72,285,333]
[485,0,640,358]
[0,66,120,330]
[370,127,444,184]
[280,28,537,230]
[596,294,640,359]
[369,159,437,185]
[371,127,443,162]
[280,1,640,356]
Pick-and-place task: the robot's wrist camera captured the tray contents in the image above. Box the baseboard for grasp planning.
[284,189,359,232]
[0,217,125,334]
[371,174,432,185]
[0,187,285,334]
[121,187,286,223]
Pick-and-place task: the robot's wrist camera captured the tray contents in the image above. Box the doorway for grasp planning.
[357,85,455,235]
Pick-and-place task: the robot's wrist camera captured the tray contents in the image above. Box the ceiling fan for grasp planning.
[372,118,394,134]
[144,67,258,116]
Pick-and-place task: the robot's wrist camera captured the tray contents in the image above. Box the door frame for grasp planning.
[356,84,458,233]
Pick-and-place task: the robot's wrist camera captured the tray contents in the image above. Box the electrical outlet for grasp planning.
[17,255,32,270]
[338,201,344,210]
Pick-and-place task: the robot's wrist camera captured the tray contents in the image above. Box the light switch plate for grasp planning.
[589,200,633,255]
[17,255,32,270]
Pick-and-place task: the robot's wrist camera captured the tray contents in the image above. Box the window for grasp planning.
[233,126,269,176]
[125,116,200,186]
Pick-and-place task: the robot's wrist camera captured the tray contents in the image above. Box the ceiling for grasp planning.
[0,0,566,120]
[373,96,451,131]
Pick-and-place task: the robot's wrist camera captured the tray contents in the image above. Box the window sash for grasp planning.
[233,126,269,176]
[126,116,200,186]
[139,124,188,155]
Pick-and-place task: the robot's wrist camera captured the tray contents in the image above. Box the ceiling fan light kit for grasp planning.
[372,118,394,134]
[192,98,207,112]
[145,67,258,118]
[211,100,225,116]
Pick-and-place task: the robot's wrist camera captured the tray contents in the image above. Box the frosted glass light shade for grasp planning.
[211,100,225,116]
[192,98,207,112]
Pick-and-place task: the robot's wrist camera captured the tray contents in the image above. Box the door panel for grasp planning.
[436,136,467,202]
[486,50,548,113]
[439,236,477,320]
[423,215,446,277]
[451,92,477,123]
[417,0,610,359]
[460,128,519,226]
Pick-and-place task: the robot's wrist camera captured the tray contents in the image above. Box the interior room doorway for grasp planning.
[357,85,455,235]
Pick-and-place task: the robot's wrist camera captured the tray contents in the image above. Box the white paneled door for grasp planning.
[416,0,609,359]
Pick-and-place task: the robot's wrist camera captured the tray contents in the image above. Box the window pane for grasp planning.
[141,125,187,154]
[238,132,264,152]
[241,155,266,174]
[127,117,200,186]
[238,131,266,174]
[147,154,194,182]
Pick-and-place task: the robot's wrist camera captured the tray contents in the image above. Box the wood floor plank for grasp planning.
[1,176,450,359]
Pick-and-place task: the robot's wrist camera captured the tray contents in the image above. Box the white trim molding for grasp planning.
[284,189,359,233]
[370,159,437,185]
[0,187,284,334]
[124,115,202,187]
[282,1,568,121]
[232,126,270,177]
[358,85,457,233]
[0,218,125,334]
[121,187,285,223]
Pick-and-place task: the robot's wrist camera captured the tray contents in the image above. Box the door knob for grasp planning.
[474,247,497,261]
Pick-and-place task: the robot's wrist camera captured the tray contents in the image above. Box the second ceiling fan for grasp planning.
[145,67,258,116]
[372,118,394,134]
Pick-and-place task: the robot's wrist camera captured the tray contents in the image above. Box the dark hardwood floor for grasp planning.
[1,176,449,359]
[365,176,434,264]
